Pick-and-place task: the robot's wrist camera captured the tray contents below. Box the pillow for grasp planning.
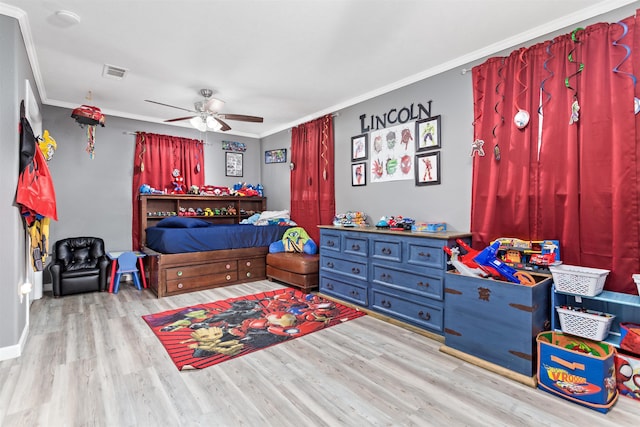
[155,217,210,228]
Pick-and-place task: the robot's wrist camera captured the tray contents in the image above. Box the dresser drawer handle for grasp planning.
[419,252,431,258]
[177,283,183,289]
[326,261,334,268]
[380,299,392,308]
[349,289,359,297]
[327,241,335,247]
[226,264,231,269]
[177,271,183,277]
[418,281,430,288]
[382,247,392,255]
[351,244,360,251]
[226,275,231,280]
[418,311,431,320]
[245,261,251,267]
[380,273,392,281]
[326,282,334,290]
[351,267,360,274]
[246,272,252,277]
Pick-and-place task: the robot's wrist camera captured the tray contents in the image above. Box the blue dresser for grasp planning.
[319,226,470,336]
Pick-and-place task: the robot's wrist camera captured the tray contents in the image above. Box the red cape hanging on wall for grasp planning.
[16,102,58,223]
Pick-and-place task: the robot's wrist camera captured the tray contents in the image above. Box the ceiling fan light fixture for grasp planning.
[190,116,207,132]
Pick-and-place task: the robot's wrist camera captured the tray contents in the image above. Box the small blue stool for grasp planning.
[113,251,142,293]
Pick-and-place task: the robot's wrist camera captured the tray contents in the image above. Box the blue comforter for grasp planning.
[145,223,289,254]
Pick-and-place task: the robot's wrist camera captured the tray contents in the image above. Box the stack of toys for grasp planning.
[333,211,368,227]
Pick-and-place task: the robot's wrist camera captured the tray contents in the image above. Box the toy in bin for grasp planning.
[492,238,561,271]
[537,331,618,413]
[556,306,615,341]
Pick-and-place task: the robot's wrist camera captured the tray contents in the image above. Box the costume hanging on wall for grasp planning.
[16,101,58,270]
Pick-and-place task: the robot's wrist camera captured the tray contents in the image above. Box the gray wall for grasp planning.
[43,107,261,252]
[260,130,291,211]
[333,72,473,231]
[0,14,36,355]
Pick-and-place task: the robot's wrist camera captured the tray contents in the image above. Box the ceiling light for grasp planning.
[54,10,81,26]
[190,117,207,132]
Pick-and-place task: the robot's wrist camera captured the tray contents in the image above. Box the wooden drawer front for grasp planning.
[343,234,368,257]
[320,255,367,281]
[371,237,402,263]
[320,274,368,306]
[320,230,341,253]
[371,286,443,332]
[166,261,237,280]
[371,264,443,301]
[407,241,444,270]
[167,271,239,293]
[238,257,266,280]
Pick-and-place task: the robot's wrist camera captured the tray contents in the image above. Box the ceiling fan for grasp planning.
[145,88,263,132]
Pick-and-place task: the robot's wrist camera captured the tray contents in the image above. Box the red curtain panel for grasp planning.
[131,132,205,249]
[472,14,640,294]
[290,114,335,243]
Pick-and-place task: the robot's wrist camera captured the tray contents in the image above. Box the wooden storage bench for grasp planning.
[266,252,319,292]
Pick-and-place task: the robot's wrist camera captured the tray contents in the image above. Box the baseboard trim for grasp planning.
[0,321,29,362]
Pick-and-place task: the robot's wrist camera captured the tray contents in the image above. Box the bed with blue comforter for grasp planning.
[141,217,290,297]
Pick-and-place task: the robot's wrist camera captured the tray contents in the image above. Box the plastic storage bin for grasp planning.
[556,306,615,341]
[549,265,609,296]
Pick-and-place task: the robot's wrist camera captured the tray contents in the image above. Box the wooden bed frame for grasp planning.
[139,194,271,298]
[143,245,269,298]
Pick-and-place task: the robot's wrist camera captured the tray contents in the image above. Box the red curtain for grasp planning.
[472,13,640,294]
[290,114,335,243]
[131,132,205,249]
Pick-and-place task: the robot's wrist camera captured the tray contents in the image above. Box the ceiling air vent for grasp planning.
[102,64,128,80]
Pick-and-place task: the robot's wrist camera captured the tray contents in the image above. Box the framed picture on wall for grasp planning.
[352,162,367,186]
[415,115,441,152]
[415,151,440,186]
[351,134,368,161]
[225,152,243,177]
[265,148,287,164]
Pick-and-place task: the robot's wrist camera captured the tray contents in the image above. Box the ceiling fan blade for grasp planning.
[214,117,232,131]
[204,97,225,113]
[145,99,195,113]
[164,115,196,123]
[218,114,264,123]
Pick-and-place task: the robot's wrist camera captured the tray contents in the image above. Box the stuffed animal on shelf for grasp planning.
[171,169,186,194]
[269,227,318,254]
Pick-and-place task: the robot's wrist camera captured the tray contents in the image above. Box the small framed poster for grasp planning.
[265,148,287,164]
[225,152,243,177]
[415,151,440,186]
[416,115,441,152]
[351,134,368,161]
[352,162,367,186]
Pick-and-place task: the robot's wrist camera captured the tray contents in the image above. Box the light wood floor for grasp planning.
[0,280,637,427]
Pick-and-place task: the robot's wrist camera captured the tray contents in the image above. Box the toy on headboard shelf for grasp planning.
[171,169,185,194]
[139,184,163,195]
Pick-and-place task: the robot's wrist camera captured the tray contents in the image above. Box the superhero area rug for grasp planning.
[142,288,366,370]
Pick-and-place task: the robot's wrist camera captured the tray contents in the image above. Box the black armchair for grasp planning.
[49,237,111,297]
